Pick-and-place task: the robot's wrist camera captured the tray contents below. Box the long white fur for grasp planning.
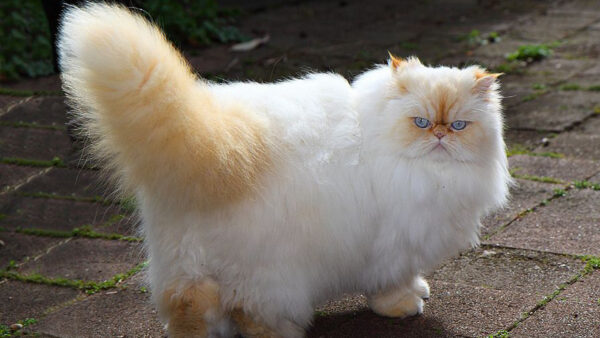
[58,3,511,337]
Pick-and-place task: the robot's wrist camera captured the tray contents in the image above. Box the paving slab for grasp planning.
[0,126,72,160]
[489,189,600,256]
[504,129,549,150]
[18,167,107,200]
[481,179,562,237]
[0,196,122,232]
[0,232,61,269]
[18,238,142,282]
[536,131,600,160]
[523,58,595,87]
[0,96,68,127]
[0,164,44,193]
[509,154,599,182]
[0,280,80,325]
[505,90,599,131]
[511,270,600,337]
[1,75,62,93]
[509,6,600,41]
[0,96,26,114]
[30,273,164,338]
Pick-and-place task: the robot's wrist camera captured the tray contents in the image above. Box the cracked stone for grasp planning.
[489,189,600,256]
[29,273,163,337]
[0,232,61,269]
[482,179,562,237]
[0,96,68,127]
[509,154,599,182]
[0,126,72,161]
[18,238,142,282]
[0,280,80,325]
[0,196,122,232]
[510,270,600,337]
[505,91,599,131]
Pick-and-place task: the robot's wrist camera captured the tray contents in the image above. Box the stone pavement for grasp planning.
[1,0,599,336]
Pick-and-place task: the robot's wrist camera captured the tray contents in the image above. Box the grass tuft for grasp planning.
[506,43,558,62]
[0,261,148,294]
[1,156,65,168]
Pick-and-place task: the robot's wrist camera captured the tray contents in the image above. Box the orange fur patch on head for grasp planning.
[161,280,222,337]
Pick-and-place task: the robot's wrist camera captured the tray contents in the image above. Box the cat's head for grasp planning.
[378,55,504,163]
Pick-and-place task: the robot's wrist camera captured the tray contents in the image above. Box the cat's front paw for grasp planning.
[368,289,424,319]
[413,276,430,299]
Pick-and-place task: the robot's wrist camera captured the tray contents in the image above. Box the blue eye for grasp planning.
[451,120,467,130]
[414,117,430,128]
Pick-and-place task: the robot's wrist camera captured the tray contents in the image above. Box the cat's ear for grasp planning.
[388,53,421,72]
[472,70,502,95]
[388,52,404,69]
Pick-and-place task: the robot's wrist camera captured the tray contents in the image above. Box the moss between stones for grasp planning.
[19,191,109,204]
[0,121,66,131]
[496,254,600,334]
[0,261,148,295]
[0,87,62,97]
[15,224,141,243]
[506,144,564,159]
[1,156,65,168]
[0,318,38,337]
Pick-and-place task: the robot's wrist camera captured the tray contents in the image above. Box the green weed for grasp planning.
[1,156,65,168]
[506,43,557,62]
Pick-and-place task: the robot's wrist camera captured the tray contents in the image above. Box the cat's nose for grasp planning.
[433,129,446,139]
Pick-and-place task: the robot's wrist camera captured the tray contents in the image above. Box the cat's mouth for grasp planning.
[432,143,447,152]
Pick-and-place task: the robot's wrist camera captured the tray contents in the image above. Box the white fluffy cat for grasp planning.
[58,3,510,337]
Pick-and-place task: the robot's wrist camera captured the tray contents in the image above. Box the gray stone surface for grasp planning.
[490,189,600,256]
[19,238,142,281]
[0,280,80,325]
[481,179,561,237]
[536,131,600,161]
[511,271,600,338]
[505,91,599,131]
[0,196,121,232]
[0,96,68,127]
[0,164,44,193]
[18,167,107,200]
[0,126,72,160]
[29,274,164,338]
[509,154,599,182]
[0,232,61,269]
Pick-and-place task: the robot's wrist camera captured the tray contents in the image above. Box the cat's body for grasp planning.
[59,3,510,337]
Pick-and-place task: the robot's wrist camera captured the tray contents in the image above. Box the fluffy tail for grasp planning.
[59,3,270,208]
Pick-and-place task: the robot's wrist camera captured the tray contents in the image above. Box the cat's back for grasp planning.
[208,73,362,166]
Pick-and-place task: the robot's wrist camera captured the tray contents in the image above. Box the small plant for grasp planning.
[506,43,557,62]
[466,29,501,46]
[553,188,567,197]
[487,329,510,338]
[560,83,581,91]
[573,180,600,190]
[532,83,547,90]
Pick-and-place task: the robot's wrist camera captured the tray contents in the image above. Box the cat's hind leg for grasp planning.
[368,276,430,319]
[161,279,233,337]
[230,309,304,338]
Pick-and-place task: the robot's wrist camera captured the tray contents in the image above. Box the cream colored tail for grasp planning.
[59,3,269,208]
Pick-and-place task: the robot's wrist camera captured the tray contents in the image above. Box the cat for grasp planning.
[58,3,511,337]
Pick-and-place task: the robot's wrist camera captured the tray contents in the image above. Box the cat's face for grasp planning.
[383,56,503,163]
